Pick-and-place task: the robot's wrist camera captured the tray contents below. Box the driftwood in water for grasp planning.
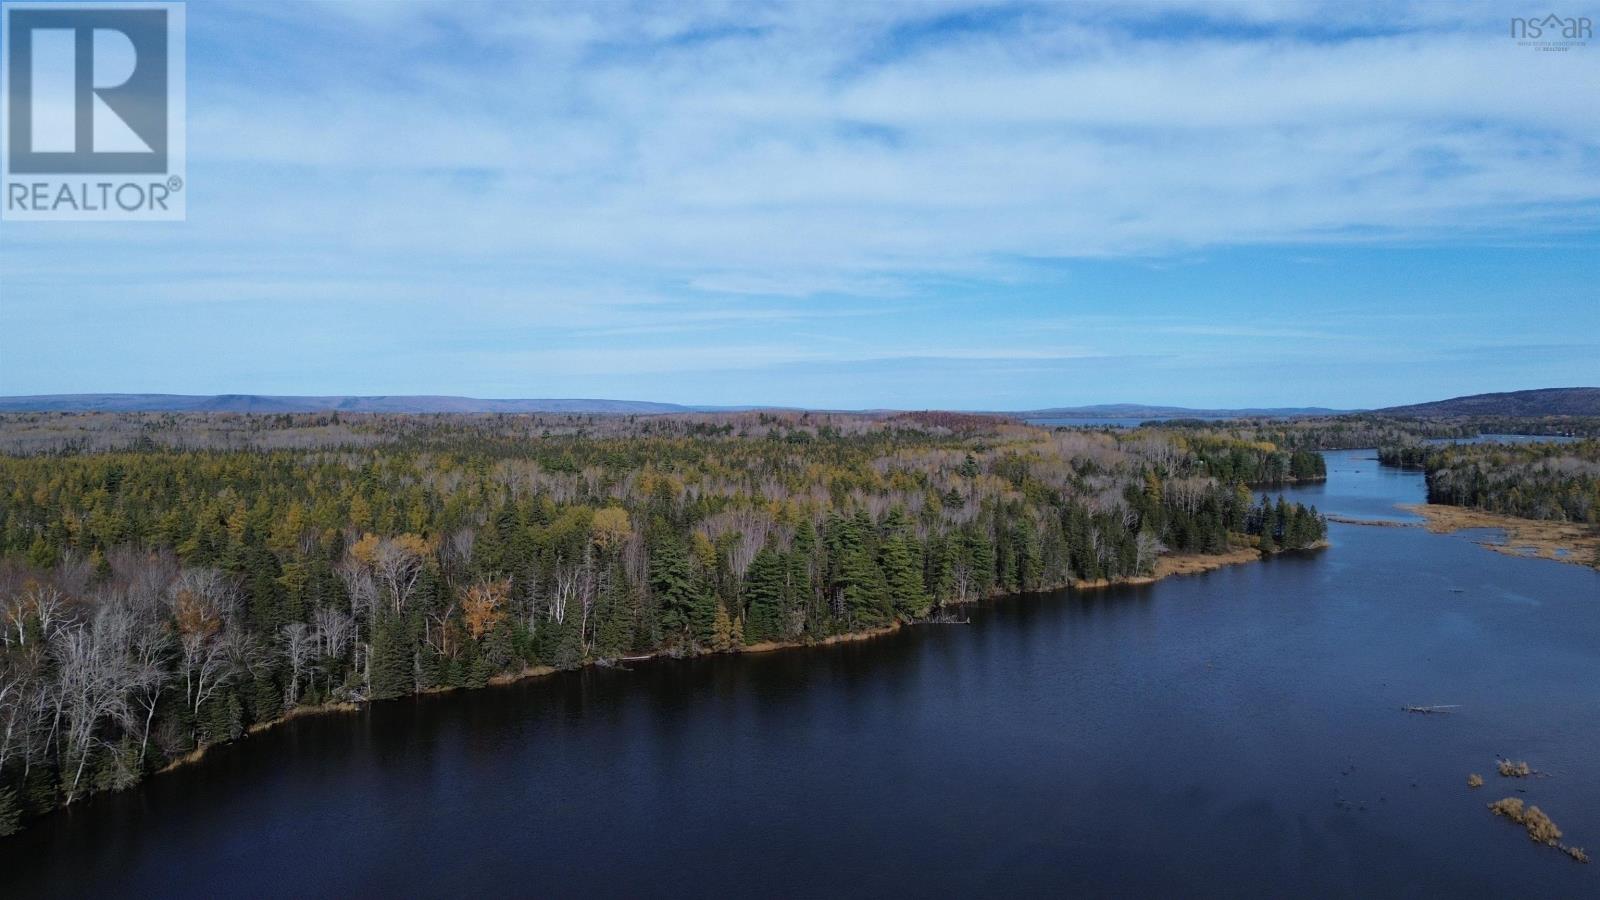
[1402,704,1460,714]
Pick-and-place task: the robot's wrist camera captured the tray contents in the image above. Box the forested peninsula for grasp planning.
[0,411,1329,833]
[1378,439,1600,525]
[1378,437,1600,567]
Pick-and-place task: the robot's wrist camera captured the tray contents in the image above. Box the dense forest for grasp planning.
[1378,439,1600,525]
[0,412,1326,834]
[1135,418,1474,449]
[1133,415,1600,449]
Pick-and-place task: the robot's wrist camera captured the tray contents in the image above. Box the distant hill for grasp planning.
[5,391,1592,418]
[0,394,699,414]
[0,395,1355,418]
[1021,403,1351,419]
[1373,388,1600,418]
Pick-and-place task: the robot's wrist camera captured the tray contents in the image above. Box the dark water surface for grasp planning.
[4,454,1598,897]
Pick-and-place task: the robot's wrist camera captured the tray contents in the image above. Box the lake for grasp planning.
[3,452,1597,897]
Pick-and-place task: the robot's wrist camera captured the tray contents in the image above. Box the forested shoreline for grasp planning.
[1130,415,1600,450]
[1378,439,1600,526]
[6,409,1596,836]
[0,412,1330,834]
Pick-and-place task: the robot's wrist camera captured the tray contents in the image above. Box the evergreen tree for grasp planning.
[791,519,820,633]
[879,533,928,620]
[966,529,996,597]
[959,454,981,478]
[550,616,585,669]
[743,548,787,643]
[199,691,245,744]
[0,784,21,836]
[1257,500,1279,552]
[369,613,414,699]
[1011,515,1044,590]
[594,563,633,658]
[651,537,698,641]
[248,674,283,725]
[26,533,57,570]
[839,546,889,627]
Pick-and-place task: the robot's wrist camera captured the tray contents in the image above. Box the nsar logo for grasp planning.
[1510,13,1593,50]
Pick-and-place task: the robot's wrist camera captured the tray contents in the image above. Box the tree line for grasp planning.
[1143,415,1600,450]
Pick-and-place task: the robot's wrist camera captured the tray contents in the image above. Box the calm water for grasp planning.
[1264,448,1427,523]
[4,454,1598,897]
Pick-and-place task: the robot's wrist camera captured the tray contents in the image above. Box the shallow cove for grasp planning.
[3,451,1597,897]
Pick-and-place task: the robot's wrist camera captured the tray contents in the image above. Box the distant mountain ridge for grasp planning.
[0,395,1354,417]
[1372,387,1600,418]
[1,390,1593,417]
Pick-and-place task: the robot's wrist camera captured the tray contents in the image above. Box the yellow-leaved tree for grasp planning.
[461,577,511,641]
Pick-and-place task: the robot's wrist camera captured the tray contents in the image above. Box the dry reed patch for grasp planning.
[1497,759,1533,778]
[1400,504,1600,569]
[1488,797,1588,863]
[1525,806,1563,845]
[1489,796,1526,821]
[1150,547,1263,578]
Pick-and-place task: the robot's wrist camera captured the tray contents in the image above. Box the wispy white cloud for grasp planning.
[28,0,1584,269]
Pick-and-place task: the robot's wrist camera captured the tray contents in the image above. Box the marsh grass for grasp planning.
[1524,806,1563,845]
[1497,759,1533,778]
[1489,797,1526,821]
[1489,797,1587,862]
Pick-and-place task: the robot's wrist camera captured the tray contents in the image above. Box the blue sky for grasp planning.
[1,0,1597,409]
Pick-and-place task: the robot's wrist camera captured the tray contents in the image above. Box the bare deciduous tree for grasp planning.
[51,607,136,804]
[167,569,237,741]
[124,597,172,760]
[279,623,314,708]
